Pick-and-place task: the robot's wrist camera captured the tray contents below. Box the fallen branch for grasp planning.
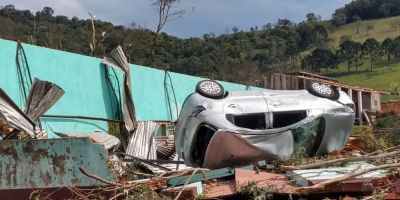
[109,192,125,200]
[79,167,122,186]
[174,168,200,200]
[119,152,171,171]
[295,162,400,194]
[158,168,210,179]
[281,151,400,170]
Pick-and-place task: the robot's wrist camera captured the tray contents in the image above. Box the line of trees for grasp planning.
[332,0,400,26]
[0,5,332,85]
[2,3,400,84]
[302,36,400,73]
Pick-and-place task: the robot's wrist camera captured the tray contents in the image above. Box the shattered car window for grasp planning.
[292,116,325,157]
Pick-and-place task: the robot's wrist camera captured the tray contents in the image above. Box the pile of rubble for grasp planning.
[89,141,400,199]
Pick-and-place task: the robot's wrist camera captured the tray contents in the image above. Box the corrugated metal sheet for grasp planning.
[63,132,120,150]
[126,121,159,159]
[0,88,35,137]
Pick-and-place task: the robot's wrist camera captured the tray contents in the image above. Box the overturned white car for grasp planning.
[175,80,355,169]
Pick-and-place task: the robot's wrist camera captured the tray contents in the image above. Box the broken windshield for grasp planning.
[292,116,326,157]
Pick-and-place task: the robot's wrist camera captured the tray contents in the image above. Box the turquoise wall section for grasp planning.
[0,38,257,137]
[0,138,116,189]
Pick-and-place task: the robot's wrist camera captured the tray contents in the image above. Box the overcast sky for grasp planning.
[1,0,351,38]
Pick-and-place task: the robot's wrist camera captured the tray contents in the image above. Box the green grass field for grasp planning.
[318,17,400,92]
[327,61,400,91]
[329,16,400,48]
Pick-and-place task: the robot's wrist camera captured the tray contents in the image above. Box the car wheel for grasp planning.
[196,80,225,99]
[306,81,339,101]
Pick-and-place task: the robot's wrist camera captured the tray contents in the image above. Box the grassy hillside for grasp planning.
[328,62,399,91]
[329,16,400,48]
[322,16,400,93]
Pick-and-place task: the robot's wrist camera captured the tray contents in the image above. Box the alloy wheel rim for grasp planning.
[311,83,332,96]
[200,81,221,94]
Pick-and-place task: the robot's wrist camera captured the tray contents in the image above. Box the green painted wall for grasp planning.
[0,38,257,137]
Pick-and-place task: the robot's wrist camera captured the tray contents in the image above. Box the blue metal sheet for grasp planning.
[0,138,116,189]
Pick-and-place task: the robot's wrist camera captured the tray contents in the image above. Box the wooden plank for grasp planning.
[294,77,299,90]
[357,91,363,125]
[263,77,268,89]
[348,89,353,99]
[270,75,274,89]
[298,71,339,82]
[292,76,296,90]
[274,74,281,90]
[282,74,287,90]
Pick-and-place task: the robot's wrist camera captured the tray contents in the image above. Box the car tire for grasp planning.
[196,80,225,99]
[306,81,339,101]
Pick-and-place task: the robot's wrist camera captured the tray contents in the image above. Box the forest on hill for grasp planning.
[1,0,400,86]
[332,0,400,25]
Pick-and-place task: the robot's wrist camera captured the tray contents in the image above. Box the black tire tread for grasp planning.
[195,80,225,99]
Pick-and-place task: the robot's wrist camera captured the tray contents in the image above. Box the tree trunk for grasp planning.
[370,55,373,72]
[347,52,350,72]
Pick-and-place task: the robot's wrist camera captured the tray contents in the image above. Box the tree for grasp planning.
[353,15,361,34]
[306,13,321,24]
[36,6,54,18]
[389,37,400,58]
[366,24,374,36]
[4,4,15,11]
[151,0,185,56]
[312,24,328,46]
[276,18,293,27]
[302,48,337,73]
[262,23,272,30]
[332,8,347,26]
[232,26,239,33]
[362,38,381,71]
[339,36,362,72]
[331,0,400,26]
[382,37,393,61]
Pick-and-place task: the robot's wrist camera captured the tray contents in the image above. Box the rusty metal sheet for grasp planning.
[0,138,116,189]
